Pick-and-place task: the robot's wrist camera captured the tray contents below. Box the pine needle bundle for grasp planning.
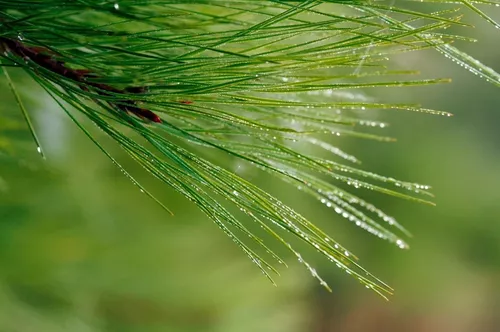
[1,0,499,299]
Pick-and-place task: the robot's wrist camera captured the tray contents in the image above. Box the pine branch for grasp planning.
[1,0,499,298]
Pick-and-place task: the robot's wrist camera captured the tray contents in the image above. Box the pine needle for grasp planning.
[0,65,45,158]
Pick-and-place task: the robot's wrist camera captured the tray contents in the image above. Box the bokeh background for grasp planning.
[1,8,499,332]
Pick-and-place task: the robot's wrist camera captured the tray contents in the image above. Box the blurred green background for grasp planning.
[1,12,500,332]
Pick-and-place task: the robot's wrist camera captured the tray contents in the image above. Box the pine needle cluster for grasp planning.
[1,0,499,298]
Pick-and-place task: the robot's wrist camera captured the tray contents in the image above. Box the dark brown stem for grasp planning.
[0,37,162,123]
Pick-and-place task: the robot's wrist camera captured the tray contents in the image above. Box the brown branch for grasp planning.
[0,37,162,123]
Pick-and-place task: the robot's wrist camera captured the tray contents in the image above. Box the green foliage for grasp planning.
[1,0,499,298]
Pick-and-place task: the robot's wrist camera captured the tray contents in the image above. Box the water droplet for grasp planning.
[396,239,408,249]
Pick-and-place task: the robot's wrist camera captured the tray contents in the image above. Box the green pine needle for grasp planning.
[1,0,499,299]
[1,67,46,158]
